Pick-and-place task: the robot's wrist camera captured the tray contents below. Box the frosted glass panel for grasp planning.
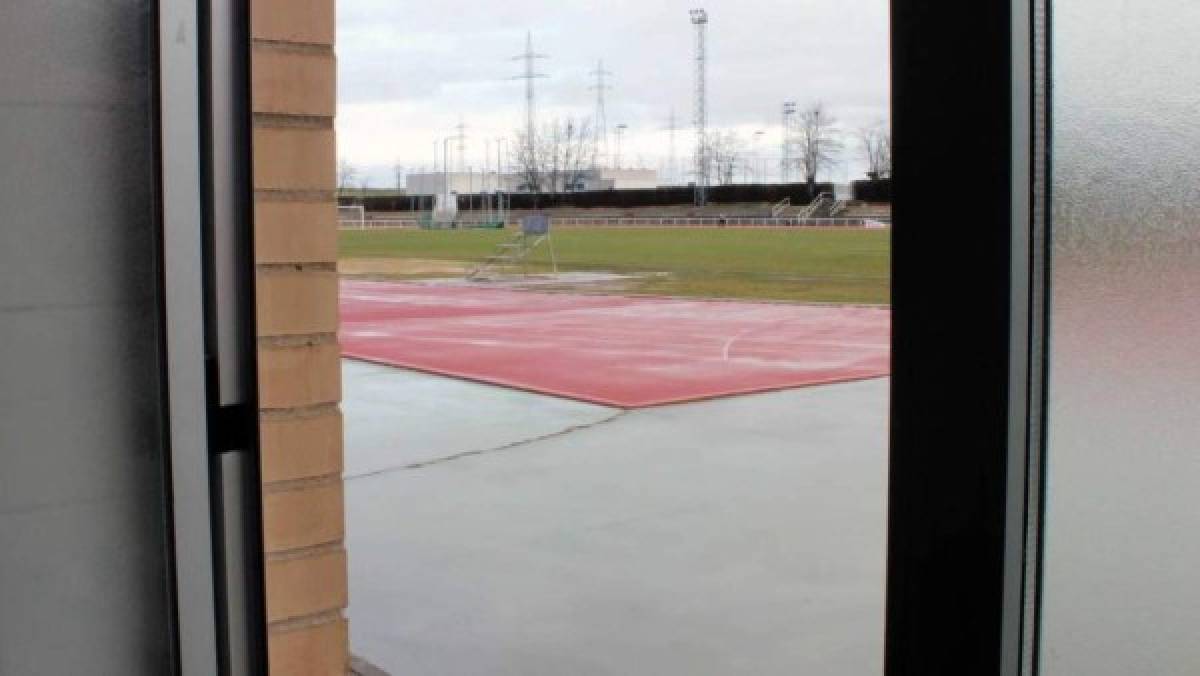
[1042,0,1200,673]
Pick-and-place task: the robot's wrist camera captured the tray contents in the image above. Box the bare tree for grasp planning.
[513,128,543,194]
[550,117,595,192]
[514,116,596,194]
[796,103,842,189]
[858,123,891,180]
[337,159,358,192]
[707,130,743,186]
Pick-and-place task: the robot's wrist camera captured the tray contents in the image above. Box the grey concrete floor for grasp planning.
[343,359,888,675]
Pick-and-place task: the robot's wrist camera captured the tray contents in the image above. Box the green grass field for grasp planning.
[339,227,891,304]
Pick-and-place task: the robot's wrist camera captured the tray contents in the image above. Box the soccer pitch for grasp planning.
[339,227,891,304]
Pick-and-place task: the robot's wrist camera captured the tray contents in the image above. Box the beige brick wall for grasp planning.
[251,1,347,673]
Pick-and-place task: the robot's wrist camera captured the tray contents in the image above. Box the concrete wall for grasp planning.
[250,0,349,673]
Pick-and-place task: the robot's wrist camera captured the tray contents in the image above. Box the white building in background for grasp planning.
[406,172,494,196]
[405,168,659,196]
[593,168,659,190]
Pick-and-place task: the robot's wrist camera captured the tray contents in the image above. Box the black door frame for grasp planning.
[887,0,1049,674]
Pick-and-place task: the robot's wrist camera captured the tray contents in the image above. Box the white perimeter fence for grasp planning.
[338,218,423,229]
[338,216,890,230]
[547,217,890,228]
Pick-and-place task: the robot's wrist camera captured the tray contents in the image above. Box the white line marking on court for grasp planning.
[722,327,759,361]
[721,319,805,361]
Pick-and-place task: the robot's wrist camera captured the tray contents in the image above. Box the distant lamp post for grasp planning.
[615,123,629,169]
[781,100,797,183]
[753,130,766,183]
[442,136,454,196]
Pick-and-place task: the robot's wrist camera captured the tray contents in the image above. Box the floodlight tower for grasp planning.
[590,60,613,168]
[512,32,549,157]
[690,9,709,206]
[781,101,796,183]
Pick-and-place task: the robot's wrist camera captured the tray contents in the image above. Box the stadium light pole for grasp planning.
[781,101,797,183]
[690,8,709,206]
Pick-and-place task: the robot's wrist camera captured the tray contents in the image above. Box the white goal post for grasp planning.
[337,204,366,228]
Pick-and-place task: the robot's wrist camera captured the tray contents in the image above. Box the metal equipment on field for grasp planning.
[467,213,557,280]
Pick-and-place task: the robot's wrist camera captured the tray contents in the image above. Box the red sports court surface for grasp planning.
[340,280,890,408]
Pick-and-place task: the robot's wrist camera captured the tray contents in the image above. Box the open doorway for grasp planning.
[334,3,890,673]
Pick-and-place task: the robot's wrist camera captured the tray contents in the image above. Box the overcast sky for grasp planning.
[337,0,889,187]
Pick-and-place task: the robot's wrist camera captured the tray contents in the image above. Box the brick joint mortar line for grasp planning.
[257,262,338,273]
[266,541,345,564]
[258,332,338,348]
[267,609,344,634]
[260,401,341,417]
[264,472,342,494]
[260,402,341,421]
[254,189,336,203]
[253,113,333,130]
[252,38,335,55]
[268,604,348,631]
[266,539,345,563]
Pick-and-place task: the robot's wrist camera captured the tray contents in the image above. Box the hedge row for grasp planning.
[851,179,891,203]
[341,180,892,211]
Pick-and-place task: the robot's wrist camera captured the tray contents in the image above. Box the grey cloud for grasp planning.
[338,0,889,180]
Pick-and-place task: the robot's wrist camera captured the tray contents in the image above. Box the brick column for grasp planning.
[249,1,348,673]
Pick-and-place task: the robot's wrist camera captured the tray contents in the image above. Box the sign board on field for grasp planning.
[522,213,550,235]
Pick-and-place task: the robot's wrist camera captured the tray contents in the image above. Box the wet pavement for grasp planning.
[343,360,888,675]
